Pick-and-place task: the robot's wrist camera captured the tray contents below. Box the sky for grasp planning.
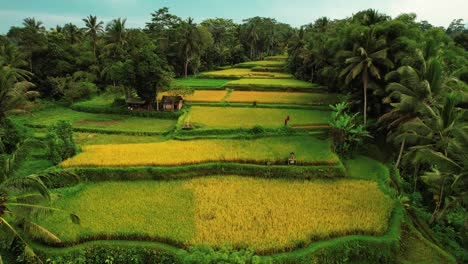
[0,0,467,33]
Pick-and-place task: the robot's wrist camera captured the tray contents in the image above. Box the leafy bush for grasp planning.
[46,121,77,164]
[329,102,370,157]
[63,81,97,103]
[183,245,261,264]
[0,118,29,154]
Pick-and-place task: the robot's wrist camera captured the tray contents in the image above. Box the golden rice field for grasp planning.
[200,68,293,79]
[37,177,394,252]
[60,136,339,167]
[187,106,330,129]
[227,91,339,105]
[158,90,228,103]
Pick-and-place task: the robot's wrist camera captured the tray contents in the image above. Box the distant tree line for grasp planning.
[289,10,467,261]
[0,8,293,104]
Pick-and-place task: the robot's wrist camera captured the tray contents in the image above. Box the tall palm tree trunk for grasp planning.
[184,57,189,78]
[395,138,406,169]
[363,67,369,125]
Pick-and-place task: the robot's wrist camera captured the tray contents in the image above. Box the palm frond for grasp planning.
[1,175,50,201]
[5,203,81,224]
[23,221,62,244]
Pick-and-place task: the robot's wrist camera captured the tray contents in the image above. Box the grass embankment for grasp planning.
[171,78,231,89]
[187,106,329,129]
[227,91,339,105]
[200,68,293,79]
[158,90,228,103]
[264,55,288,61]
[37,176,394,253]
[74,133,166,145]
[226,78,323,92]
[235,60,285,68]
[61,136,338,167]
[12,107,176,134]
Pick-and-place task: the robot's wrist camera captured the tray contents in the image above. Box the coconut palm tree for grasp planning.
[0,67,35,123]
[0,166,80,262]
[179,18,201,78]
[339,29,394,124]
[106,18,127,47]
[381,57,449,169]
[82,15,104,60]
[400,94,466,223]
[22,18,45,33]
[62,23,82,45]
[246,22,259,60]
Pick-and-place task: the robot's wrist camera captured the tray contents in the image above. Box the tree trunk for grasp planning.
[184,59,189,78]
[363,68,368,125]
[395,138,406,170]
[93,40,97,62]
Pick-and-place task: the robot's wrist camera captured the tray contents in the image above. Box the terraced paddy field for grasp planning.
[60,136,338,167]
[37,176,394,253]
[12,107,176,134]
[227,91,339,105]
[200,68,293,79]
[187,106,329,129]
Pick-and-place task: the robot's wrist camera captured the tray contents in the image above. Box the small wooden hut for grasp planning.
[161,96,183,111]
[125,97,145,109]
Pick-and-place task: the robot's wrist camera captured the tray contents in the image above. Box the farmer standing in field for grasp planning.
[284,115,290,126]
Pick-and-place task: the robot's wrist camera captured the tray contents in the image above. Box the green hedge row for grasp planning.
[174,126,329,139]
[251,66,286,72]
[33,240,185,264]
[70,104,183,119]
[53,163,346,185]
[225,84,328,93]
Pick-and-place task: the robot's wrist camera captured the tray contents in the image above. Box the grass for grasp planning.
[399,223,456,263]
[171,78,231,89]
[227,91,339,105]
[73,95,114,108]
[14,146,53,177]
[187,106,330,129]
[200,68,293,79]
[235,60,286,68]
[12,107,176,134]
[60,135,339,167]
[264,55,288,61]
[226,78,319,89]
[37,176,394,253]
[73,133,166,145]
[158,90,228,103]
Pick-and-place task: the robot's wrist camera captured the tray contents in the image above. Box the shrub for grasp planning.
[46,121,77,164]
[329,102,370,157]
[183,245,261,264]
[0,118,29,154]
[63,81,98,103]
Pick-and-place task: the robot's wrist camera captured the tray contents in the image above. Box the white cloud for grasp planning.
[385,0,468,27]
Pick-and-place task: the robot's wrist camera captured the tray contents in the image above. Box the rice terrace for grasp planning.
[0,1,466,263]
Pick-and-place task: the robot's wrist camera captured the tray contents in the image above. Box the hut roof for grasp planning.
[162,96,183,103]
[126,97,145,105]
